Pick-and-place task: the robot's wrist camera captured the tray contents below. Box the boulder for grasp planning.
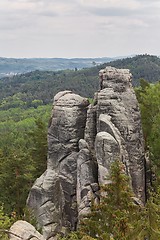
[9,220,44,240]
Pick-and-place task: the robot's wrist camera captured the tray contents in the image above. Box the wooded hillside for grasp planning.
[0,55,160,110]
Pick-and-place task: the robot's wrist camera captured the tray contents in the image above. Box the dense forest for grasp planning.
[0,55,160,239]
[0,55,160,110]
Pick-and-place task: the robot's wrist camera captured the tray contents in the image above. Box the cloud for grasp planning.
[0,0,77,17]
[86,7,137,17]
[0,0,160,57]
[78,0,141,12]
[77,0,160,17]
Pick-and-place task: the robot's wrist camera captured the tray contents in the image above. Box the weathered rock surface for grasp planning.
[97,67,145,201]
[95,131,120,184]
[9,220,44,240]
[27,91,89,239]
[77,139,99,218]
[14,67,146,240]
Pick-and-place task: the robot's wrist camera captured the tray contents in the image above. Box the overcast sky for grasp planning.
[0,0,160,58]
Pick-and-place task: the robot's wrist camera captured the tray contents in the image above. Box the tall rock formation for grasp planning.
[97,67,145,201]
[27,91,89,239]
[23,66,145,240]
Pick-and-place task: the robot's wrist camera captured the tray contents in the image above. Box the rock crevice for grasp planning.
[11,67,146,239]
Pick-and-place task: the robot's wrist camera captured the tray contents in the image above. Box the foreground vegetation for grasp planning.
[62,161,160,240]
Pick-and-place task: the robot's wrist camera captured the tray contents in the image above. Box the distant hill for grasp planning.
[0,57,114,78]
[0,54,160,109]
[103,54,160,85]
[0,69,99,106]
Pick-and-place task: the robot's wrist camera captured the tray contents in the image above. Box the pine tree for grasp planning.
[62,161,160,240]
[0,149,34,216]
[28,119,47,179]
[80,161,140,240]
[135,81,160,171]
[133,188,160,240]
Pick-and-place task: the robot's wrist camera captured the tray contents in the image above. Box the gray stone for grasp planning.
[9,220,44,240]
[95,131,120,184]
[98,113,130,176]
[27,91,89,238]
[78,139,89,150]
[77,141,98,218]
[14,66,146,239]
[84,104,97,149]
[47,92,89,169]
[99,66,132,91]
[97,66,146,202]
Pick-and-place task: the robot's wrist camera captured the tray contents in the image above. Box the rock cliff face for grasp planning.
[25,67,146,240]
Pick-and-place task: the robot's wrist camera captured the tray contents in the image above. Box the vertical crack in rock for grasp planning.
[97,66,146,202]
[22,67,146,239]
[27,91,89,239]
[77,139,98,220]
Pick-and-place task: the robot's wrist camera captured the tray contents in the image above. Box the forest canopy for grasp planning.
[0,55,160,110]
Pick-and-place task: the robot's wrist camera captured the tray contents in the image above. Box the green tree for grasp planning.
[135,81,160,176]
[79,161,140,240]
[60,231,96,240]
[0,105,50,216]
[0,148,34,216]
[132,188,160,240]
[135,79,151,144]
[0,205,14,240]
[0,118,48,216]
[62,161,160,240]
[28,119,48,179]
